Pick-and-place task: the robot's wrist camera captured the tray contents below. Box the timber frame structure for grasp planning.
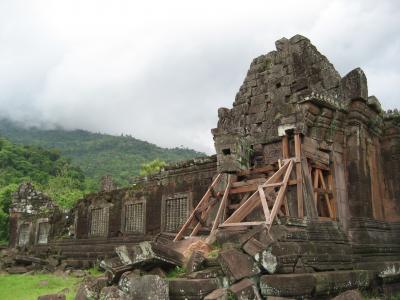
[174,133,336,241]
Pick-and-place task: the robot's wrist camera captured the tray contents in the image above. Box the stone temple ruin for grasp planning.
[3,35,400,299]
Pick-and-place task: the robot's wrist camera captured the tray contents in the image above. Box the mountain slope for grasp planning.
[0,119,205,186]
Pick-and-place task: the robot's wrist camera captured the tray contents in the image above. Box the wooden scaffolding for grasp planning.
[174,133,336,242]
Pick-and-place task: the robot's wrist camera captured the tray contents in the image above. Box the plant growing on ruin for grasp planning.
[139,159,167,177]
[166,266,187,278]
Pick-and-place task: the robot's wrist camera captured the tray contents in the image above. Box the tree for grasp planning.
[139,159,167,177]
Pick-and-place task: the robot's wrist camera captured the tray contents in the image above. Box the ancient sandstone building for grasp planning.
[8,35,400,298]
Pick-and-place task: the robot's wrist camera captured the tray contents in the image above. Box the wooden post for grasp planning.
[318,170,333,218]
[269,159,294,223]
[210,175,232,233]
[294,134,304,218]
[282,135,289,159]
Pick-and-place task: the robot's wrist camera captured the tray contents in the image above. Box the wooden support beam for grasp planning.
[210,175,232,233]
[230,184,259,194]
[219,221,267,227]
[313,169,319,207]
[223,191,260,223]
[269,159,294,223]
[295,134,304,218]
[318,169,334,218]
[282,135,289,159]
[231,178,266,188]
[224,160,291,224]
[237,165,275,176]
[258,186,271,222]
[174,173,222,241]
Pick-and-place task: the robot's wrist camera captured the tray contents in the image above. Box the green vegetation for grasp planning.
[139,159,167,176]
[0,136,93,243]
[166,266,187,278]
[0,118,204,186]
[0,274,80,300]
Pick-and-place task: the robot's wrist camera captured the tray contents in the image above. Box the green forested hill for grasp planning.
[0,119,205,186]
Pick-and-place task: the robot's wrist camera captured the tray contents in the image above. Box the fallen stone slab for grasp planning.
[104,264,136,284]
[229,278,262,300]
[313,270,373,297]
[204,288,231,300]
[185,250,206,273]
[218,249,260,284]
[115,241,179,268]
[260,273,316,298]
[99,286,129,300]
[242,237,268,257]
[332,289,363,300]
[75,276,108,300]
[15,255,47,265]
[260,270,375,298]
[168,278,220,300]
[7,266,28,274]
[118,274,169,300]
[186,267,224,279]
[37,294,66,300]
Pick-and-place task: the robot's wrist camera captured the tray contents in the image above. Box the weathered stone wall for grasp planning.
[9,183,65,248]
[72,156,217,240]
[381,111,400,221]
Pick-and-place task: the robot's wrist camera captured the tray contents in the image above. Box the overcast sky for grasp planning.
[0,0,399,153]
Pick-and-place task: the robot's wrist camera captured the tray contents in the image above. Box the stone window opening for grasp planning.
[162,193,191,233]
[124,201,145,234]
[90,207,109,237]
[222,148,231,155]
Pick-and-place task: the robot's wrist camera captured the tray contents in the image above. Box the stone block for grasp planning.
[260,273,316,298]
[242,238,268,257]
[218,249,260,284]
[332,289,363,300]
[169,278,220,300]
[204,288,230,300]
[186,267,224,279]
[99,286,129,300]
[229,278,262,300]
[119,274,169,300]
[75,276,108,300]
[185,250,206,273]
[341,68,368,102]
[7,266,28,274]
[313,270,373,297]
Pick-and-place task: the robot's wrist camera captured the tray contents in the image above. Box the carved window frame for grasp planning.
[122,197,146,235]
[161,192,192,233]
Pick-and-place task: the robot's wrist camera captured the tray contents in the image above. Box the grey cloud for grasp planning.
[0,0,399,154]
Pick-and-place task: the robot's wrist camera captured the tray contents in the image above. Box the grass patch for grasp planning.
[0,273,81,300]
[87,266,103,277]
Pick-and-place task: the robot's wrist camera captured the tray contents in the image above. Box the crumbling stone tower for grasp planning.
[212,35,400,234]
